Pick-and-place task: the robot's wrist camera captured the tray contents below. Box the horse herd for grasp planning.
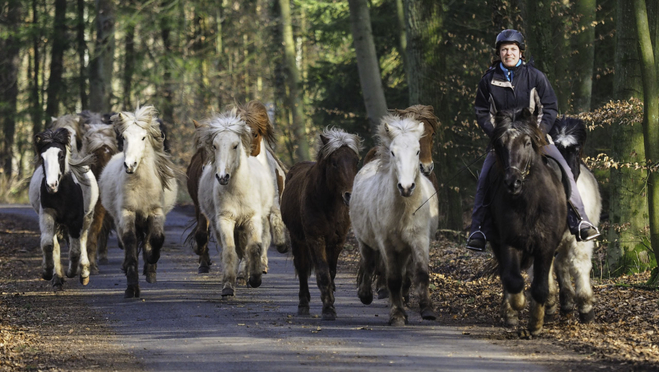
[27,100,601,335]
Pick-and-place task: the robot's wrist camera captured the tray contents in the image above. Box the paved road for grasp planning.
[2,205,546,372]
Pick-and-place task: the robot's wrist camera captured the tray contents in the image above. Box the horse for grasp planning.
[28,128,99,290]
[549,117,602,323]
[351,115,439,326]
[99,105,178,298]
[362,105,439,300]
[79,123,119,273]
[186,101,287,274]
[280,128,362,320]
[195,108,277,296]
[486,107,567,336]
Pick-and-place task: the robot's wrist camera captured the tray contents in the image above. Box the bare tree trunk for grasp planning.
[279,0,310,161]
[160,0,174,126]
[395,0,408,75]
[348,0,388,135]
[30,0,43,134]
[607,0,647,274]
[89,0,115,113]
[0,0,22,176]
[633,0,659,285]
[122,0,136,110]
[572,0,596,112]
[77,0,88,110]
[45,0,67,119]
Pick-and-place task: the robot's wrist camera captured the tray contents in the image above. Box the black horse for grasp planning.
[487,107,567,336]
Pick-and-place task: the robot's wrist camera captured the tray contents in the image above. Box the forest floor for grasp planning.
[1,212,659,371]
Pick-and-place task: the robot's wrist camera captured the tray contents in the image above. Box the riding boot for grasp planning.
[467,152,496,251]
[544,145,601,242]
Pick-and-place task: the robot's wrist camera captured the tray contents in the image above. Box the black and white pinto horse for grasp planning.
[549,117,602,323]
[29,128,99,290]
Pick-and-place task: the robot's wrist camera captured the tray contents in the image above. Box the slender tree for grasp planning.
[0,0,22,176]
[160,0,175,126]
[633,0,659,284]
[348,0,388,135]
[572,0,596,112]
[89,0,116,113]
[77,0,88,109]
[122,0,136,110]
[30,0,43,134]
[45,0,67,119]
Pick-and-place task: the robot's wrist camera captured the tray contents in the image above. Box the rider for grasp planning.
[466,29,601,251]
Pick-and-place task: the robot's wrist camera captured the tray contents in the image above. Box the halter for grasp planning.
[506,155,531,182]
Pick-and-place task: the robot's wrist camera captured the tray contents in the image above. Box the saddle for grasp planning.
[543,155,571,199]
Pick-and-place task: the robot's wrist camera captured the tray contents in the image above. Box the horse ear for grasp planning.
[320,134,330,146]
[51,116,58,124]
[528,88,543,117]
[520,107,534,120]
[193,120,202,129]
[231,107,238,117]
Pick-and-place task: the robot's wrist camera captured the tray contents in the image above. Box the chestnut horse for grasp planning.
[186,101,286,274]
[280,128,362,320]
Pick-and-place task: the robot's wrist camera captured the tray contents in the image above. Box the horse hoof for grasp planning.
[276,244,288,254]
[145,272,157,284]
[248,275,262,288]
[42,270,53,281]
[65,269,78,279]
[298,306,310,316]
[221,287,234,297]
[198,265,210,274]
[377,288,389,299]
[504,317,519,328]
[544,312,557,324]
[420,308,436,321]
[529,326,543,336]
[389,316,407,326]
[99,257,109,265]
[90,265,100,275]
[80,276,90,286]
[52,283,64,292]
[322,309,337,321]
[579,310,595,323]
[403,295,410,305]
[146,251,160,265]
[124,286,140,298]
[518,329,532,340]
[358,289,373,305]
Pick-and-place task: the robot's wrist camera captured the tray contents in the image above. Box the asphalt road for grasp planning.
[1,204,547,372]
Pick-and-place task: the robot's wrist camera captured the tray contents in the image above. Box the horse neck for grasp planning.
[307,161,338,205]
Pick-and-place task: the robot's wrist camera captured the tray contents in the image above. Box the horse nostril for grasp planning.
[343,192,351,205]
[397,183,403,191]
[411,182,416,190]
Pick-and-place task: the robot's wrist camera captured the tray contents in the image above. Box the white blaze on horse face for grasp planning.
[214,132,242,186]
[391,135,420,197]
[42,147,63,193]
[122,124,148,174]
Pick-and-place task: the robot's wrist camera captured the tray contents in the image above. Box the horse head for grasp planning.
[237,101,275,157]
[550,116,587,181]
[392,105,438,177]
[113,106,162,174]
[35,128,70,194]
[379,115,425,197]
[492,107,547,196]
[317,128,362,206]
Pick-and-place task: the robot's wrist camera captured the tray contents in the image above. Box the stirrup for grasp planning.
[577,220,601,242]
[466,231,487,251]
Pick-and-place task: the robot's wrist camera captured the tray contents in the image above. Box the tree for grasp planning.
[0,0,22,176]
[45,0,67,120]
[348,0,388,135]
[77,0,88,110]
[89,0,116,113]
[572,0,596,112]
[633,0,659,284]
[121,0,136,110]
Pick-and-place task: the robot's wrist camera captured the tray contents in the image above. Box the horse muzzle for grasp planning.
[124,161,137,174]
[342,192,351,206]
[216,173,230,185]
[397,182,416,197]
[420,162,434,177]
[504,175,523,196]
[46,183,59,194]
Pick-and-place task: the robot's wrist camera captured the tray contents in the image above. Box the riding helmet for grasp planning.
[495,29,525,51]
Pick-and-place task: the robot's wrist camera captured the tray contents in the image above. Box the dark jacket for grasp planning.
[474,61,558,138]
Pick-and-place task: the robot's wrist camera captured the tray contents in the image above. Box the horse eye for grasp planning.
[391,151,395,157]
[233,144,238,149]
[142,137,146,141]
[416,150,420,156]
[212,144,217,150]
[253,133,258,138]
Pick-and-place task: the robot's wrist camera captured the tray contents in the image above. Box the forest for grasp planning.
[0,0,658,281]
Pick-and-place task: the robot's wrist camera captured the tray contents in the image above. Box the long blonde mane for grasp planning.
[194,109,253,165]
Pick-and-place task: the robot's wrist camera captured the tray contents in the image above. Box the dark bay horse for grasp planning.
[488,107,567,335]
[280,128,362,320]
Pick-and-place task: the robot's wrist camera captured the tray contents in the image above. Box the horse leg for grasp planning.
[501,290,524,327]
[291,236,311,316]
[356,241,377,305]
[544,259,559,324]
[245,217,264,288]
[554,244,576,317]
[260,216,272,274]
[496,243,524,327]
[571,240,595,323]
[217,217,238,296]
[411,242,436,321]
[144,210,165,265]
[375,257,388,299]
[39,212,56,282]
[65,236,81,279]
[120,212,140,298]
[98,214,113,264]
[270,206,288,254]
[385,249,409,326]
[75,213,94,285]
[528,245,554,336]
[195,214,212,274]
[308,237,336,320]
[87,203,106,274]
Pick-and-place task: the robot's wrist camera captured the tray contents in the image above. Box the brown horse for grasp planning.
[280,128,362,320]
[363,105,439,300]
[79,123,119,273]
[186,101,287,273]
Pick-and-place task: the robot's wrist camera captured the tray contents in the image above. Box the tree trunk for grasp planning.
[395,0,408,75]
[607,0,647,274]
[279,0,310,161]
[89,0,115,113]
[77,0,88,110]
[348,0,388,135]
[0,0,22,176]
[572,0,596,112]
[633,0,659,284]
[122,0,136,110]
[30,0,43,134]
[45,0,68,119]
[403,0,422,105]
[160,0,174,126]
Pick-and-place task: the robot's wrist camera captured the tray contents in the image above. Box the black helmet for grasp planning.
[495,29,525,51]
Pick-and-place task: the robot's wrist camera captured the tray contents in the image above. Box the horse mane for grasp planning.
[194,108,253,165]
[49,114,84,154]
[34,128,95,186]
[236,101,276,149]
[316,127,363,161]
[112,105,176,189]
[390,104,438,134]
[80,123,119,156]
[78,110,104,125]
[550,116,587,152]
[376,115,425,169]
[491,108,547,155]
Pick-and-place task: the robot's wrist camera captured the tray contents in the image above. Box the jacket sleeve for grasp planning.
[474,76,495,138]
[534,70,558,134]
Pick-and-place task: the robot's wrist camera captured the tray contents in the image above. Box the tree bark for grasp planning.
[395,0,408,75]
[572,0,596,112]
[279,0,310,161]
[160,1,174,126]
[0,0,22,176]
[45,0,68,119]
[607,0,647,274]
[77,0,88,110]
[122,0,136,110]
[633,0,659,281]
[348,0,388,135]
[89,0,115,113]
[30,0,43,134]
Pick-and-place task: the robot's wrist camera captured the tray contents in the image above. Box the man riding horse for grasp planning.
[466,29,600,251]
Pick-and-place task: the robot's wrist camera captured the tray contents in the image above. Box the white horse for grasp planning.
[196,108,276,297]
[29,128,98,290]
[99,105,178,298]
[350,115,439,326]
